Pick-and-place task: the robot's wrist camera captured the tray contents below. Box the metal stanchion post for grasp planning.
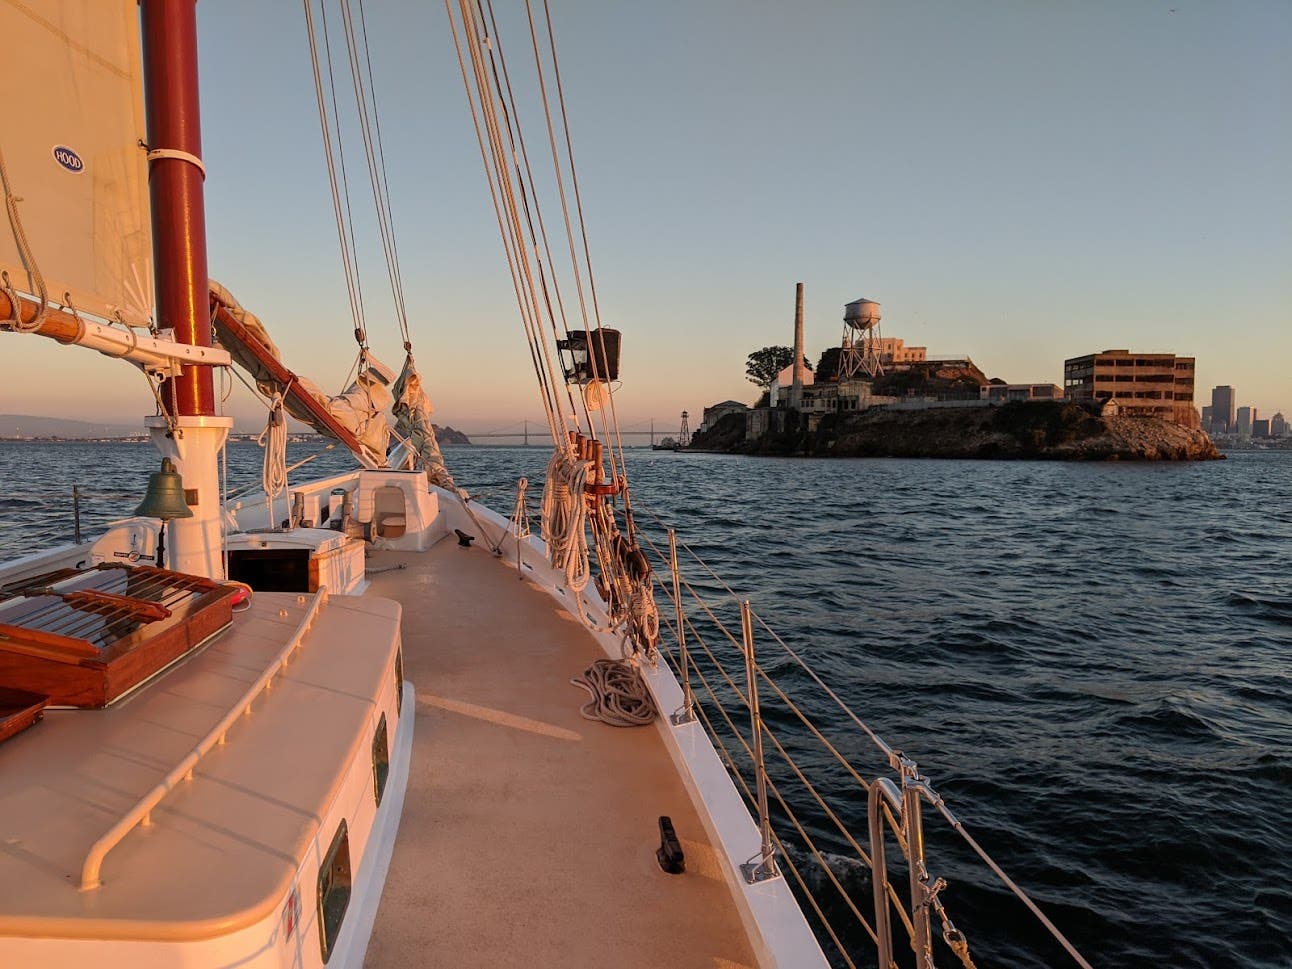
[901,760,935,967]
[668,529,696,725]
[739,599,778,884]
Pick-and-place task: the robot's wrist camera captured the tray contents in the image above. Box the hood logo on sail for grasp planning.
[52,146,85,173]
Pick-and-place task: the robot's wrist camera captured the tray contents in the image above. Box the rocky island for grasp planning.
[691,400,1221,462]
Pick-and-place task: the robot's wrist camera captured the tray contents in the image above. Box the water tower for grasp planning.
[839,297,882,379]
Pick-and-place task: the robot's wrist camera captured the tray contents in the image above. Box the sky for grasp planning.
[3,0,1290,433]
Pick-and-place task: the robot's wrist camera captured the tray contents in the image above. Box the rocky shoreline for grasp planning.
[690,400,1222,461]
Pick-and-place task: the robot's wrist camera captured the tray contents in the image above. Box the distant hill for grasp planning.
[0,414,142,439]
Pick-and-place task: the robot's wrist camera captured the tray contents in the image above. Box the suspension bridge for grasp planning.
[462,418,689,447]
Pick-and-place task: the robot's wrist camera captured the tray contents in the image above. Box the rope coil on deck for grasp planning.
[569,658,657,727]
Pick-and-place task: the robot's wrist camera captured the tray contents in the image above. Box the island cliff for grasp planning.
[690,401,1221,461]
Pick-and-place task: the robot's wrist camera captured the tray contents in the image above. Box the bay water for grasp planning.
[1,441,1288,967]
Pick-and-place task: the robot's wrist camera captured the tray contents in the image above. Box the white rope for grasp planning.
[0,145,48,333]
[540,448,590,591]
[258,393,289,501]
[568,658,657,727]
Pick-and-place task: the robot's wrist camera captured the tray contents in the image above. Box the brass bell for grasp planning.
[135,457,194,521]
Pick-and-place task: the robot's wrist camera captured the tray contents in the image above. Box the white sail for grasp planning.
[0,0,152,326]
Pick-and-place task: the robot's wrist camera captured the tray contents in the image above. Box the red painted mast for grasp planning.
[140,0,214,417]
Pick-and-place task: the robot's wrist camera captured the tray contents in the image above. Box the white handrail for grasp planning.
[79,587,329,891]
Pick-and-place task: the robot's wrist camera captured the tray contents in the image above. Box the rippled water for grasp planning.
[2,441,1289,968]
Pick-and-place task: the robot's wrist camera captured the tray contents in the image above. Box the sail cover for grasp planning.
[0,0,152,325]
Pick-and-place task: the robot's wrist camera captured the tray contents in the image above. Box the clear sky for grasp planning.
[4,0,1289,432]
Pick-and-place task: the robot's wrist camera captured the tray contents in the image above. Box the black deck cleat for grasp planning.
[455,529,476,548]
[656,815,685,874]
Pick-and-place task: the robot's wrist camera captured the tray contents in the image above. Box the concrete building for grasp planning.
[1063,350,1198,426]
[979,383,1064,403]
[699,400,748,433]
[874,337,927,369]
[1211,386,1236,432]
[1201,405,1214,428]
[1273,412,1288,439]
[1253,419,1271,439]
[1235,406,1256,437]
[768,362,814,407]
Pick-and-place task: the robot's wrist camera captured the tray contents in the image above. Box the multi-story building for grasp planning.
[874,337,927,369]
[1063,350,1198,426]
[1211,386,1236,432]
[1235,406,1255,437]
[1273,412,1288,439]
[1253,419,1271,439]
[1201,405,1215,427]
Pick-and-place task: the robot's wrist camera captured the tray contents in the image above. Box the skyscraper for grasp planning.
[1236,406,1254,436]
[1211,386,1236,432]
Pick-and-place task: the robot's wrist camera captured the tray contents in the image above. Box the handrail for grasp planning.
[79,587,329,890]
[634,498,1095,969]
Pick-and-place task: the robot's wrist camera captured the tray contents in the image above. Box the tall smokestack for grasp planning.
[790,282,806,410]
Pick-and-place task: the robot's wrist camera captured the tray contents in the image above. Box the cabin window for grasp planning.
[394,646,404,716]
[318,819,352,963]
[373,713,390,805]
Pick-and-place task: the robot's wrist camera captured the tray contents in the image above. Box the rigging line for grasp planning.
[340,0,411,346]
[443,0,563,446]
[459,0,575,442]
[524,0,631,512]
[302,0,367,347]
[534,4,635,525]
[477,0,591,440]
[467,25,569,445]
[468,1,588,440]
[318,0,370,348]
[355,0,412,345]
[0,145,48,332]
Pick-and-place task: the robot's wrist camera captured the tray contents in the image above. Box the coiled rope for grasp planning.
[540,448,590,591]
[258,392,288,501]
[569,658,657,727]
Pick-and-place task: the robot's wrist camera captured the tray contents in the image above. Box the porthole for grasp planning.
[317,819,352,963]
[372,713,390,806]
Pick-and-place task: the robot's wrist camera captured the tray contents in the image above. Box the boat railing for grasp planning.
[633,504,1093,969]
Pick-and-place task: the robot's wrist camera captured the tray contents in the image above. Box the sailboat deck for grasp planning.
[364,539,757,969]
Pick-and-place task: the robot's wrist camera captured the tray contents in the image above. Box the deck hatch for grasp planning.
[373,712,390,805]
[317,818,352,963]
[0,564,236,707]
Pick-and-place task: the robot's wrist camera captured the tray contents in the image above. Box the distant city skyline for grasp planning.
[1,1,1288,433]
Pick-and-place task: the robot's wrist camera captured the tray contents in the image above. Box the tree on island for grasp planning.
[745,346,812,390]
[814,346,842,382]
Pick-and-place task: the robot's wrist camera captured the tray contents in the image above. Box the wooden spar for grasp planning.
[209,297,375,465]
[0,290,84,344]
[140,0,214,418]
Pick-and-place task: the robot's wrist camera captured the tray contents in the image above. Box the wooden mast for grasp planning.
[137,0,230,580]
[140,0,213,417]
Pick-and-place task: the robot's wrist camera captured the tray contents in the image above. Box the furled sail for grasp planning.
[392,357,452,488]
[0,0,152,326]
[210,280,394,467]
